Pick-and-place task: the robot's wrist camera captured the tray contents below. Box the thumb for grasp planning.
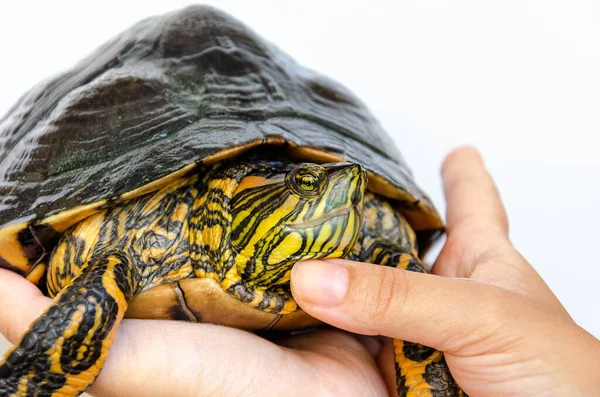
[0,269,52,344]
[291,258,522,353]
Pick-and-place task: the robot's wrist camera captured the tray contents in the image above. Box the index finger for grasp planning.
[434,148,568,314]
[433,146,513,278]
[441,146,509,236]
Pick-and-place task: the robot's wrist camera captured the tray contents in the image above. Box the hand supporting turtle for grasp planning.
[1,147,598,397]
[292,147,600,396]
[0,277,390,396]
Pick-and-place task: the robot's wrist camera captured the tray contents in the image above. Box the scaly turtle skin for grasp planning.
[0,158,365,396]
[0,5,464,397]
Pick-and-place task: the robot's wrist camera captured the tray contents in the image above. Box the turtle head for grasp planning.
[231,162,366,286]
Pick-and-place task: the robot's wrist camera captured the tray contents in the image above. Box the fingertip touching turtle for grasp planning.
[0,5,464,397]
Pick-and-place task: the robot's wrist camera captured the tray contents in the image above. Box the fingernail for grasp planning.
[292,260,349,307]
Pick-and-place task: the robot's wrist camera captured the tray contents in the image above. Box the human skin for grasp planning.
[291,147,600,396]
[0,146,598,396]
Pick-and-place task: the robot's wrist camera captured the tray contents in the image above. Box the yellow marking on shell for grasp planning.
[267,232,302,265]
[0,164,203,279]
[25,263,46,284]
[200,136,286,166]
[371,173,443,232]
[118,163,197,203]
[41,201,109,234]
[287,144,347,164]
[0,223,31,272]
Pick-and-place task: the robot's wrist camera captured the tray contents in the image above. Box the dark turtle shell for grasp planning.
[0,5,442,277]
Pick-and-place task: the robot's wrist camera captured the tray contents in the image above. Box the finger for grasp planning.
[0,267,385,397]
[293,260,600,396]
[433,148,569,313]
[433,146,512,278]
[432,146,510,280]
[274,328,381,361]
[441,146,509,236]
[291,259,533,353]
[90,321,285,397]
[375,339,397,397]
[269,329,388,395]
[91,321,388,397]
[0,269,52,344]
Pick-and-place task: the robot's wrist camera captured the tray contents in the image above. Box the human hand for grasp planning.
[291,147,600,396]
[0,267,391,396]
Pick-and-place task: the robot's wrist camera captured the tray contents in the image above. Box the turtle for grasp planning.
[0,5,465,397]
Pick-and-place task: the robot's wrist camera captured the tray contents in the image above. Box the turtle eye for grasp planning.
[287,164,327,197]
[297,173,318,192]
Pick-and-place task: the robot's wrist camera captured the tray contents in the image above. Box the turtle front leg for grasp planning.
[350,239,465,396]
[352,194,465,396]
[359,245,465,397]
[391,253,466,397]
[0,253,133,397]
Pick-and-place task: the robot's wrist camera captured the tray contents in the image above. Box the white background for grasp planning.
[0,0,598,354]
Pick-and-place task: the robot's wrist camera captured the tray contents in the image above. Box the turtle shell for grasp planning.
[0,5,442,278]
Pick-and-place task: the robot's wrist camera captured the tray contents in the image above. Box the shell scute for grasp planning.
[0,5,442,273]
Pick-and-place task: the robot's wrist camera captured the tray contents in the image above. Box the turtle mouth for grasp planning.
[287,205,359,230]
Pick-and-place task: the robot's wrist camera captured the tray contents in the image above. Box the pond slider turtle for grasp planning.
[0,5,463,397]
